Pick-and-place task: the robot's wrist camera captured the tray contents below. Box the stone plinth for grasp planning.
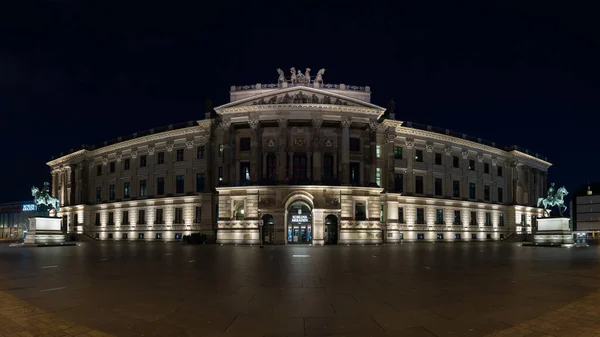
[26,217,65,245]
[532,217,574,246]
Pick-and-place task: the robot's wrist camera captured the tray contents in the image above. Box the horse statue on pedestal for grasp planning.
[276,68,285,84]
[31,182,60,212]
[537,183,568,216]
[290,67,297,85]
[314,68,325,84]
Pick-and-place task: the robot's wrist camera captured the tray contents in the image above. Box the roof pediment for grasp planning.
[214,86,385,116]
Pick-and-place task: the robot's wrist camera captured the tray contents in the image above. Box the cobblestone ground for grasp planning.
[486,290,600,337]
[0,291,113,337]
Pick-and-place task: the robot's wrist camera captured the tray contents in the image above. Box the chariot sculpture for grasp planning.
[276,67,325,85]
[31,182,60,212]
[537,183,568,217]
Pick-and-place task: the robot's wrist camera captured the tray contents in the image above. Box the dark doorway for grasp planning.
[262,214,275,244]
[325,214,338,244]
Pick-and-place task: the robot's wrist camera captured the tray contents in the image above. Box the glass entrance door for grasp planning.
[287,201,312,244]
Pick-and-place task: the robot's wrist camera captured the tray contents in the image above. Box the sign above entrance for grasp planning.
[291,214,310,223]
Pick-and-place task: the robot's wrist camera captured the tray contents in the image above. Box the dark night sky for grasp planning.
[0,1,598,203]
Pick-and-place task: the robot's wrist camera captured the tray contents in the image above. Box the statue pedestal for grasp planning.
[531,217,574,246]
[25,217,65,245]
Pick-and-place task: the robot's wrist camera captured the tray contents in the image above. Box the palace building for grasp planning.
[48,68,550,244]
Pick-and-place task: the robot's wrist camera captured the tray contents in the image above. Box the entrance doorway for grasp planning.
[262,214,275,244]
[287,201,312,244]
[325,214,338,244]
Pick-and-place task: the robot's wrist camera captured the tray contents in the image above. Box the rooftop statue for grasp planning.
[277,67,324,85]
[31,182,60,212]
[314,68,325,84]
[537,183,568,216]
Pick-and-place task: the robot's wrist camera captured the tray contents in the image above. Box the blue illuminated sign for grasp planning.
[22,204,37,212]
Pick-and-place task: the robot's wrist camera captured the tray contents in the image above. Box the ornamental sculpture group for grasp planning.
[31,182,60,212]
[538,183,568,217]
[277,67,326,85]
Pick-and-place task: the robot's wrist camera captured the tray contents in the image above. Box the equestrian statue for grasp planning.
[31,182,60,212]
[537,183,568,217]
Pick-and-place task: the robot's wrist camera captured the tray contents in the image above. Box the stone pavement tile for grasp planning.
[398,326,440,337]
[272,298,337,317]
[304,317,385,336]
[111,300,180,322]
[225,316,304,337]
[161,307,235,332]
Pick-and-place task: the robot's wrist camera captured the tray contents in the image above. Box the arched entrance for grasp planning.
[261,214,275,244]
[287,201,312,244]
[325,214,338,245]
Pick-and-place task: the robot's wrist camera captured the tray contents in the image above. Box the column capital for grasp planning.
[312,118,323,128]
[219,121,231,130]
[277,118,288,128]
[404,138,415,148]
[444,146,453,156]
[341,118,352,129]
[248,119,260,129]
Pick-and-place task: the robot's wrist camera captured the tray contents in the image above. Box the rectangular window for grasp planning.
[435,209,444,225]
[472,234,477,240]
[453,156,459,168]
[498,187,503,203]
[197,146,205,159]
[240,137,251,151]
[500,233,505,240]
[108,233,113,239]
[399,233,404,240]
[138,233,144,239]
[349,138,360,152]
[394,174,404,192]
[486,234,492,240]
[157,152,165,165]
[157,177,165,195]
[124,158,130,170]
[156,233,162,240]
[196,173,205,192]
[195,206,201,223]
[95,213,100,226]
[74,213,78,226]
[415,176,424,194]
[96,187,102,202]
[398,207,404,223]
[454,210,461,225]
[108,212,114,225]
[109,184,115,201]
[376,145,381,158]
[497,166,503,177]
[455,233,461,239]
[175,233,182,240]
[350,163,360,185]
[355,202,366,220]
[140,155,147,168]
[437,233,444,240]
[124,182,130,199]
[122,233,128,239]
[416,208,425,224]
[470,211,477,226]
[394,146,403,159]
[176,149,184,162]
[484,185,490,201]
[469,183,476,199]
[218,167,223,182]
[123,211,129,225]
[267,153,277,179]
[484,163,490,174]
[155,208,164,224]
[240,162,250,183]
[218,144,224,157]
[417,233,425,240]
[469,159,475,171]
[485,212,492,226]
[139,180,147,197]
[138,209,146,224]
[434,178,443,196]
[435,153,442,165]
[174,208,183,224]
[97,165,102,176]
[521,214,526,225]
[176,175,184,194]
[376,168,381,187]
[453,180,460,198]
[415,149,424,162]
[499,213,504,226]
[110,162,115,173]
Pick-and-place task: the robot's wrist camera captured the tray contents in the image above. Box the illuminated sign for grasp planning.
[22,204,37,212]
[291,215,309,223]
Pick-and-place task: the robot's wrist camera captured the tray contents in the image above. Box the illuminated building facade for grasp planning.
[0,201,48,239]
[48,71,550,244]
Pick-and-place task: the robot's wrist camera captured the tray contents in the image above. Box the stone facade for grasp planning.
[47,77,550,244]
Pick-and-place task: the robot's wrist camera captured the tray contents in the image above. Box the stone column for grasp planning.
[307,152,312,179]
[444,147,453,198]
[219,121,231,185]
[341,118,352,185]
[461,151,469,198]
[405,139,415,193]
[249,118,260,184]
[333,154,338,180]
[369,122,378,186]
[204,131,213,191]
[51,170,58,199]
[425,143,434,194]
[277,118,287,180]
[384,128,396,191]
[312,119,323,182]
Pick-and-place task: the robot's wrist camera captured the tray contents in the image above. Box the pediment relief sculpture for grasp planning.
[251,92,353,106]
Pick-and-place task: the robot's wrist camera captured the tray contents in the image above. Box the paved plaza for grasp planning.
[1,242,600,337]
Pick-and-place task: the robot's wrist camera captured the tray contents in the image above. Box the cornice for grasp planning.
[511,150,552,168]
[48,125,208,168]
[218,104,383,117]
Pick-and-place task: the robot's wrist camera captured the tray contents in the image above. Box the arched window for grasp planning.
[234,203,245,220]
